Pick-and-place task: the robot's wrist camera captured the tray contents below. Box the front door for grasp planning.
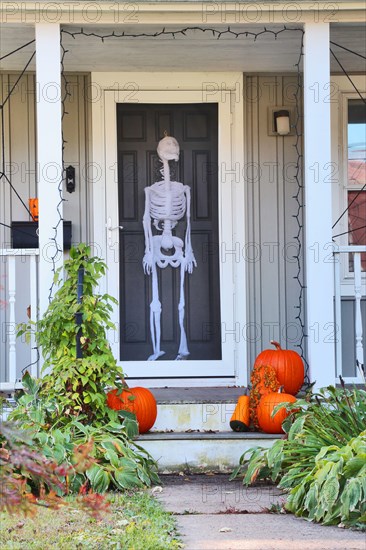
[101,81,245,386]
[117,103,221,363]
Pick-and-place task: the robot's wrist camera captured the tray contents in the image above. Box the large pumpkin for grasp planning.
[257,390,297,434]
[254,341,304,395]
[230,395,250,432]
[107,387,157,434]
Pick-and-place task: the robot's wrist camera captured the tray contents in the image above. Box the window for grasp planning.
[347,99,366,271]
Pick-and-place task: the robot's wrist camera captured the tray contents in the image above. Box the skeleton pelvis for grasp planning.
[152,235,184,268]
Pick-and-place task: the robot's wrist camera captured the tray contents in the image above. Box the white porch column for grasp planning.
[304,23,335,389]
[35,23,63,316]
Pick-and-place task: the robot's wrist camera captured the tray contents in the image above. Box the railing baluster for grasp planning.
[30,254,38,378]
[353,252,364,380]
[8,255,17,385]
[334,251,342,378]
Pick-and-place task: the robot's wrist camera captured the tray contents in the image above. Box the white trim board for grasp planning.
[91,72,247,387]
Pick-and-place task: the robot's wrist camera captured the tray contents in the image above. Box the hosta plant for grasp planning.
[9,369,159,494]
[231,380,366,529]
[35,418,160,493]
[285,431,366,528]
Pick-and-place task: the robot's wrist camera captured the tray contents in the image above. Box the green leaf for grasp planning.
[87,465,110,492]
[136,465,153,486]
[314,461,333,488]
[52,444,67,464]
[341,478,362,515]
[122,416,139,439]
[321,470,340,512]
[287,415,306,441]
[113,468,141,490]
[21,371,39,395]
[304,483,319,518]
[104,448,120,468]
[343,457,366,478]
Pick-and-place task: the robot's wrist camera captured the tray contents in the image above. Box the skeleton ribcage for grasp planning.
[149,181,186,222]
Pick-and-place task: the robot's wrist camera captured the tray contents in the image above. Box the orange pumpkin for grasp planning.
[257,390,297,434]
[230,395,250,432]
[254,341,304,395]
[107,387,157,433]
[249,364,280,429]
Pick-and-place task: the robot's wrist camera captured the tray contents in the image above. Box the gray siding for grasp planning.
[245,75,305,369]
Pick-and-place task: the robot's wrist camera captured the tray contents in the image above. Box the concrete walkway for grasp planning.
[155,474,366,550]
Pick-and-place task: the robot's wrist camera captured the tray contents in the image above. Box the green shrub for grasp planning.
[17,244,124,424]
[11,245,159,494]
[231,383,366,529]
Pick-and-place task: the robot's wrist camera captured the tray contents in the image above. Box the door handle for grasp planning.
[106,217,123,247]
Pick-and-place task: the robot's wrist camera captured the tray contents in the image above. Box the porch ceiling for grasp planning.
[0,23,365,73]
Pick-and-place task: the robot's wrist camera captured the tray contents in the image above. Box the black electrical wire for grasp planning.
[330,48,366,104]
[1,51,36,109]
[330,41,366,61]
[290,31,310,385]
[0,172,33,218]
[0,39,35,61]
[333,224,366,240]
[332,182,366,231]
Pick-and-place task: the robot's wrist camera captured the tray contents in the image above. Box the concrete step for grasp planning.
[150,386,247,432]
[138,431,281,473]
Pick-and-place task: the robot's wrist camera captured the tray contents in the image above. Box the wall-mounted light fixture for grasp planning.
[274,109,291,136]
[66,165,76,193]
[268,106,295,137]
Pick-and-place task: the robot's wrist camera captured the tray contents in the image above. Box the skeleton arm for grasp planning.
[184,185,197,273]
[142,187,154,274]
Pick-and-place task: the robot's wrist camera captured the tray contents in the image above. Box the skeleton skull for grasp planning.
[157,136,180,162]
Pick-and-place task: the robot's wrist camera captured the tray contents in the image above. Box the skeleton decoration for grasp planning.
[142,134,197,361]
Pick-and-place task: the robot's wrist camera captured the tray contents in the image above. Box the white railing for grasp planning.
[0,249,39,392]
[334,245,366,383]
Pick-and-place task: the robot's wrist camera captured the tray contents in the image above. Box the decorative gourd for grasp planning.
[249,364,280,429]
[107,387,157,434]
[257,389,297,434]
[254,341,304,395]
[230,395,250,432]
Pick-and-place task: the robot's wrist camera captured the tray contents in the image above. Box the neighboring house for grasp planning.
[0,1,365,393]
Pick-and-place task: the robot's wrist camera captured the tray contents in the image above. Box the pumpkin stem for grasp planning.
[278,385,285,393]
[270,340,282,350]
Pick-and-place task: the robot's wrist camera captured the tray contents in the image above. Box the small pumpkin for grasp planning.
[254,341,304,395]
[257,389,297,434]
[230,395,250,432]
[249,364,280,429]
[107,387,157,433]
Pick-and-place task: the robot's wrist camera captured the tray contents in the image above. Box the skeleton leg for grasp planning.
[176,262,190,360]
[148,262,165,361]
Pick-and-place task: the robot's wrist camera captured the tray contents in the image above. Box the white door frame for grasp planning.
[91,72,246,387]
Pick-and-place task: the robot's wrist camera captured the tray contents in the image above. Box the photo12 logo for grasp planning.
[0,3,140,24]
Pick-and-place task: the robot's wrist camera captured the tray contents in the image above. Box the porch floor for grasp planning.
[149,387,246,404]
